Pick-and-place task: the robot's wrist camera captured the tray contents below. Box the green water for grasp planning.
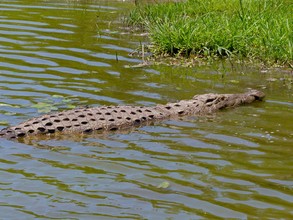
[0,0,292,219]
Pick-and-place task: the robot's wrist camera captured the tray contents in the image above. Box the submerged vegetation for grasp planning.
[127,0,292,67]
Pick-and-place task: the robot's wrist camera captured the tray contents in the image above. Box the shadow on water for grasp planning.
[0,0,292,219]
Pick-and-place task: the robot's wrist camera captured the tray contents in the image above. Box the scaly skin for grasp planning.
[0,90,265,140]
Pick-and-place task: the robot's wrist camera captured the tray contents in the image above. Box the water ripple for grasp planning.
[0,0,292,219]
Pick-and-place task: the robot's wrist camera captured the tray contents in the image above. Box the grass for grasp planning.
[126,0,293,67]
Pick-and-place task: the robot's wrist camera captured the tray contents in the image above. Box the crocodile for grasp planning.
[0,90,265,140]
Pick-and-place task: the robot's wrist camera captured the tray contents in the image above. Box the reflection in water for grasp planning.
[0,0,292,219]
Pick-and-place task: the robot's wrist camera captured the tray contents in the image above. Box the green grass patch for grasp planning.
[127,0,292,66]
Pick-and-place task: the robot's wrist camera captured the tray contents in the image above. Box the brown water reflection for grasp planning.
[0,0,292,219]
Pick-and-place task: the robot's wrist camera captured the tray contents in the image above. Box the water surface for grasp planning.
[0,0,292,219]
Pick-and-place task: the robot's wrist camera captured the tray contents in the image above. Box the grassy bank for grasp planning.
[127,0,292,67]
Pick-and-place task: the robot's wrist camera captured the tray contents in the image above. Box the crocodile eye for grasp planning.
[205,98,216,103]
